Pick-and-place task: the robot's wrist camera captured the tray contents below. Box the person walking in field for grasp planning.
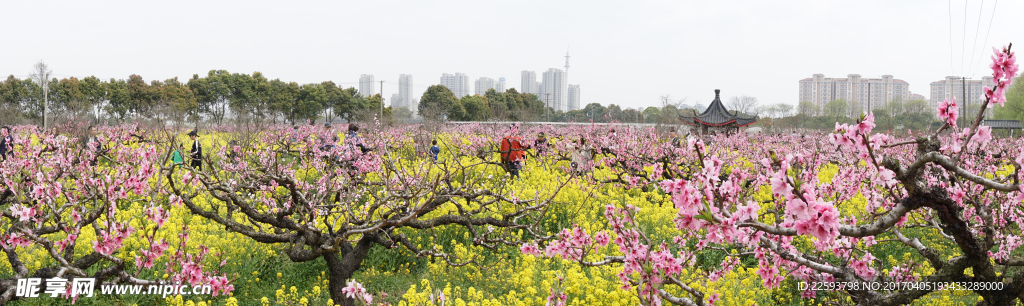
[533,132,548,155]
[319,123,339,152]
[226,140,240,162]
[570,137,594,176]
[430,140,440,161]
[499,125,525,179]
[345,124,368,154]
[189,130,203,170]
[0,126,13,162]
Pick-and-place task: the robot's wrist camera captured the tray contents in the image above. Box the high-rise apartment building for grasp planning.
[397,74,414,109]
[541,68,566,111]
[440,73,470,98]
[359,74,375,97]
[798,74,910,116]
[496,77,506,92]
[521,71,539,95]
[390,93,401,108]
[567,84,580,111]
[930,76,993,105]
[474,77,496,95]
[930,76,994,118]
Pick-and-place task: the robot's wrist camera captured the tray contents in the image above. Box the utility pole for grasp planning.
[30,61,52,130]
[564,51,570,111]
[961,77,967,127]
[380,80,385,121]
[43,80,48,129]
[545,93,551,122]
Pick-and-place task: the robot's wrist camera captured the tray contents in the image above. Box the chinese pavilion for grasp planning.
[679,89,758,135]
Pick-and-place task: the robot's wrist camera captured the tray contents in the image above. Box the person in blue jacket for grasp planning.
[430,140,440,161]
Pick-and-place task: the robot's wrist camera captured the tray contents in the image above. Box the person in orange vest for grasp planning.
[499,125,525,179]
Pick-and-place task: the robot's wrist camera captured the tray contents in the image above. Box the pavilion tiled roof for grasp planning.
[679,89,758,127]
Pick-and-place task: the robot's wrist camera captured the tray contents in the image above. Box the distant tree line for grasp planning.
[0,69,386,126]
[763,97,940,132]
[416,86,547,122]
[417,86,688,124]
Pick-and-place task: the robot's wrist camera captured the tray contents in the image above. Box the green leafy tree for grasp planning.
[621,108,642,123]
[188,70,232,124]
[152,77,198,123]
[0,76,34,122]
[228,72,272,121]
[418,85,459,121]
[484,88,508,119]
[582,103,606,122]
[80,76,105,121]
[903,99,931,116]
[319,81,343,122]
[127,74,154,118]
[608,104,624,121]
[872,109,893,132]
[642,106,661,123]
[50,77,87,118]
[353,93,388,121]
[268,79,299,124]
[460,95,491,121]
[885,96,904,116]
[104,78,131,123]
[392,106,413,121]
[824,99,848,121]
[797,101,818,116]
[333,87,361,122]
[994,76,1024,122]
[295,83,326,124]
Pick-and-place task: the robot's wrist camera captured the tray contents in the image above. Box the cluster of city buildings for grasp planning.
[356,53,582,114]
[519,68,580,112]
[798,74,995,117]
[359,74,418,111]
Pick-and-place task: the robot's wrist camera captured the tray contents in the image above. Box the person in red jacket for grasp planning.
[499,125,525,179]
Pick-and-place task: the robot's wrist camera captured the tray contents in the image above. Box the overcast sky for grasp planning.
[1,0,1021,111]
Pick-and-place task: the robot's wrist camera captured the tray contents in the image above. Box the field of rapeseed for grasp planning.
[2,128,1004,306]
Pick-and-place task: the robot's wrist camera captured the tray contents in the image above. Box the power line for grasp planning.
[960,0,968,76]
[970,0,998,78]
[966,0,985,77]
[948,0,956,76]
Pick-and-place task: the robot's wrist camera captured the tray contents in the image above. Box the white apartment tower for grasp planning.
[474,77,496,95]
[798,74,910,116]
[359,74,375,97]
[541,68,566,111]
[496,77,506,92]
[567,84,580,111]
[398,74,414,109]
[930,76,994,117]
[440,73,470,98]
[390,93,401,108]
[521,71,539,95]
[564,52,572,110]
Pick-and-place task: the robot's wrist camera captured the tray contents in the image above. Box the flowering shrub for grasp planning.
[163,123,570,306]
[0,45,1018,306]
[0,124,231,304]
[524,44,1021,305]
